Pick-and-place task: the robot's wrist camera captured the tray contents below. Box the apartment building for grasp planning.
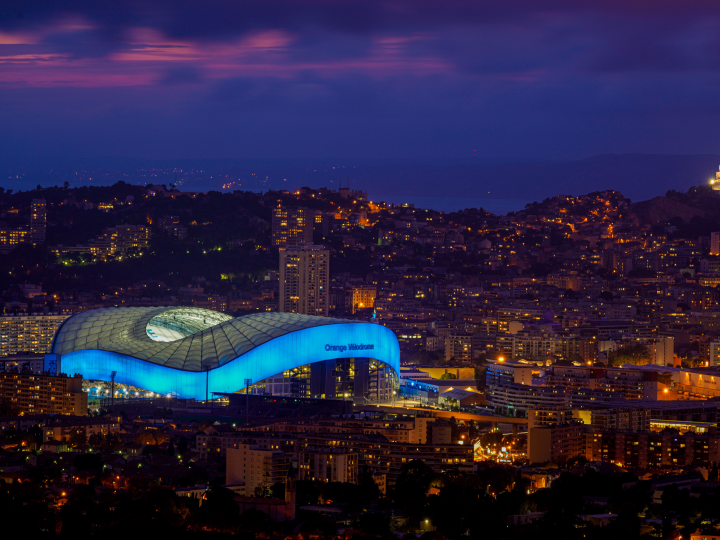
[197,416,438,457]
[500,332,598,362]
[0,372,87,415]
[218,425,472,487]
[544,365,659,400]
[586,430,719,468]
[0,314,69,357]
[298,447,358,483]
[351,284,377,313]
[486,360,536,386]
[528,405,650,460]
[444,333,473,362]
[496,307,546,333]
[279,244,329,316]
[509,333,557,359]
[590,407,650,432]
[272,206,313,248]
[43,416,120,442]
[30,199,47,245]
[195,432,294,458]
[157,215,188,240]
[226,443,292,495]
[0,354,45,373]
[0,198,46,253]
[52,224,150,260]
[487,384,568,417]
[528,422,585,463]
[529,419,720,468]
[294,432,474,485]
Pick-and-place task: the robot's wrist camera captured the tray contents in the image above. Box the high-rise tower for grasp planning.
[31,199,46,245]
[272,206,313,248]
[279,244,329,316]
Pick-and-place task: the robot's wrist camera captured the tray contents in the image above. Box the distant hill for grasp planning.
[631,195,709,225]
[631,185,720,227]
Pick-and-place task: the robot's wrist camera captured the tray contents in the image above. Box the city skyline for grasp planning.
[6,3,720,538]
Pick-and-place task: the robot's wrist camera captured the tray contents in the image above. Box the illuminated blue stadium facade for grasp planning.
[49,307,400,401]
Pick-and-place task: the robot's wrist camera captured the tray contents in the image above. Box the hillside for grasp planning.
[632,186,720,226]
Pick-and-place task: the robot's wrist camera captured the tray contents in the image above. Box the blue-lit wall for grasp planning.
[59,322,400,400]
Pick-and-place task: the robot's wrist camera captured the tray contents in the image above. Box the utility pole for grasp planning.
[244,378,252,425]
[110,371,117,407]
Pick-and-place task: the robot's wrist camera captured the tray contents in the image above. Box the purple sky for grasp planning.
[2,1,720,162]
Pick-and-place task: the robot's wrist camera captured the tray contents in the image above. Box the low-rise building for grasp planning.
[43,416,120,442]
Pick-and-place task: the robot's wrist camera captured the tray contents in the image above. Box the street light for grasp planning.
[244,378,252,425]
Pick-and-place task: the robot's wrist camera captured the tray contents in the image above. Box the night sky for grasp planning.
[2,1,720,165]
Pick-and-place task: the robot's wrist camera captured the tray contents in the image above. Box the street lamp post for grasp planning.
[204,365,211,404]
[244,378,252,425]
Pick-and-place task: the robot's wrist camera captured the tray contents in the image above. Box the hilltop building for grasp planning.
[52,224,150,261]
[0,198,47,253]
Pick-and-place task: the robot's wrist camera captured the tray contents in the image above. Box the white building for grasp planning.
[226,444,291,496]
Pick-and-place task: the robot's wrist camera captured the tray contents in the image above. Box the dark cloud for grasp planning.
[1,1,718,38]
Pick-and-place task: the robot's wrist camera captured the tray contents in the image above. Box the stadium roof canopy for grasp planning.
[51,307,400,399]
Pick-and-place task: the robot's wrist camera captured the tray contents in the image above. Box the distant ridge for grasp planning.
[357,154,720,202]
[3,153,720,203]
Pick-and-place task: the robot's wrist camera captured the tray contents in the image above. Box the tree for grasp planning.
[0,398,19,417]
[102,432,123,452]
[392,460,433,528]
[27,425,43,448]
[190,486,241,532]
[68,427,87,448]
[88,432,104,448]
[167,440,175,456]
[136,430,166,445]
[439,373,457,380]
[356,513,391,535]
[177,435,188,455]
[608,343,651,366]
[357,471,381,503]
[269,481,285,500]
[135,431,156,445]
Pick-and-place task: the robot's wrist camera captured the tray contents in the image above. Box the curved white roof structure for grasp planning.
[52,307,400,400]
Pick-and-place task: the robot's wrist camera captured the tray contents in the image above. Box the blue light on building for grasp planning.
[51,307,400,401]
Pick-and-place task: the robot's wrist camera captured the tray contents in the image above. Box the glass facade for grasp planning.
[247,358,398,404]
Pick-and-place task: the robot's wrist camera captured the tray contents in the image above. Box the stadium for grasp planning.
[49,307,400,402]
